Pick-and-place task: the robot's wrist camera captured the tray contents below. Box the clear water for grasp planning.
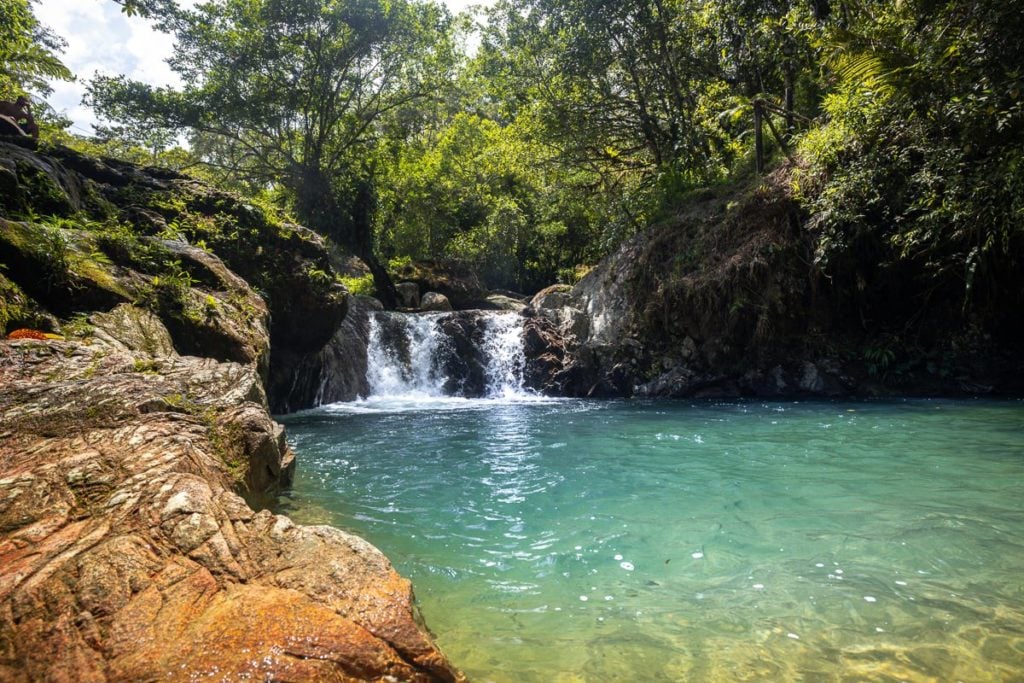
[277,399,1024,682]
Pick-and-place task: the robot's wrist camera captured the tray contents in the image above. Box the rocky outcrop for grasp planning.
[0,140,347,410]
[523,170,1023,398]
[0,334,462,681]
[435,313,490,396]
[274,295,380,410]
[0,142,464,681]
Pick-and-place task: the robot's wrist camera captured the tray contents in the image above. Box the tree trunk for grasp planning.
[349,178,397,310]
[293,166,398,309]
[357,249,397,310]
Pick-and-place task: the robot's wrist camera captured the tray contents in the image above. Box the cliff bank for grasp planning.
[0,139,463,681]
[521,167,1024,398]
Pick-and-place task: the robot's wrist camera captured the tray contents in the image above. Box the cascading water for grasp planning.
[365,313,448,397]
[482,313,527,398]
[361,310,533,402]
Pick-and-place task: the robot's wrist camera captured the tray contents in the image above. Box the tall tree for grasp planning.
[478,0,735,187]
[89,0,458,307]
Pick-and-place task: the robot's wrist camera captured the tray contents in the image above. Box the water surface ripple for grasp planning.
[277,399,1024,682]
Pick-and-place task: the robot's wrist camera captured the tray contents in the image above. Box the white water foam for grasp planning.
[365,312,447,398]
[329,310,556,413]
[483,313,529,399]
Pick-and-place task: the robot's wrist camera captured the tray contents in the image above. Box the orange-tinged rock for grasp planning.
[6,328,48,340]
[0,338,465,682]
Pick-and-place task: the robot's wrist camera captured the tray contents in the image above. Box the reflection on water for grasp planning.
[277,399,1024,681]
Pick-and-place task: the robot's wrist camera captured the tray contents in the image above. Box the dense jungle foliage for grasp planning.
[3,0,1022,325]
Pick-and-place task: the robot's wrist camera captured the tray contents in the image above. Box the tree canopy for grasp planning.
[88,0,459,306]
[14,0,1017,321]
[0,0,72,100]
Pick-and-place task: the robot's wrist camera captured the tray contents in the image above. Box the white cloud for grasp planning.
[32,0,493,135]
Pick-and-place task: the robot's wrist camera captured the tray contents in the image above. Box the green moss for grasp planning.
[157,390,249,485]
[208,418,249,485]
[338,273,374,297]
[12,161,72,217]
[0,271,46,334]
[61,313,94,339]
[132,358,160,374]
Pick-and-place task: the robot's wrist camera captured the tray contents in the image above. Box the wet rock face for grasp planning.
[519,302,603,396]
[436,313,489,396]
[273,295,378,410]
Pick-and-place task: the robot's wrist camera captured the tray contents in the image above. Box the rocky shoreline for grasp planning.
[0,140,463,681]
[1,135,1019,680]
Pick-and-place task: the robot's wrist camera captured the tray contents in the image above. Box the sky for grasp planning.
[33,0,487,136]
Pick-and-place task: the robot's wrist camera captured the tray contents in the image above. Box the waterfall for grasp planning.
[362,311,530,400]
[366,313,447,397]
[482,313,527,398]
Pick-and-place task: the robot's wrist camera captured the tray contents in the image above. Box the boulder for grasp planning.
[484,294,527,312]
[421,291,453,312]
[395,259,486,309]
[395,281,421,309]
[530,283,574,310]
[88,303,176,357]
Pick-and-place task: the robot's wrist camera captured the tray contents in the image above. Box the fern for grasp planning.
[828,50,897,95]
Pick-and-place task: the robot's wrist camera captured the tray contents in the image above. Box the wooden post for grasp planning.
[754,99,764,174]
